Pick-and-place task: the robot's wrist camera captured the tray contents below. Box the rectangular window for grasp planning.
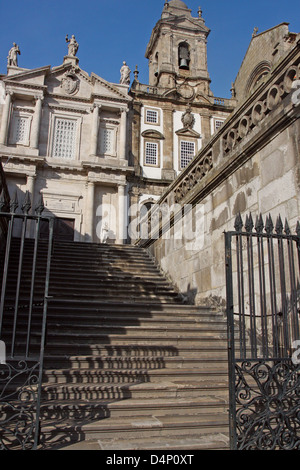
[52,118,77,159]
[215,120,224,131]
[145,109,158,124]
[180,141,195,169]
[11,116,30,145]
[100,128,114,155]
[145,142,158,166]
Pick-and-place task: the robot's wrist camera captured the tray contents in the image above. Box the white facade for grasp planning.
[0,50,132,244]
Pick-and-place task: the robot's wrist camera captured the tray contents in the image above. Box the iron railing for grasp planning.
[0,190,54,450]
[225,213,300,450]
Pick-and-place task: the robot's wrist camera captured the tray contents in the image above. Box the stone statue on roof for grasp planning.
[7,43,21,67]
[120,61,131,85]
[65,34,79,56]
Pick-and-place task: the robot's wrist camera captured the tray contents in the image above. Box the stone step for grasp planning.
[2,238,231,450]
[41,379,229,401]
[60,432,230,450]
[2,315,227,333]
[38,330,229,346]
[43,354,228,371]
[41,413,229,442]
[42,366,228,385]
[40,396,228,422]
[0,302,221,320]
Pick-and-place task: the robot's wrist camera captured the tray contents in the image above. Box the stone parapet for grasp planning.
[136,41,300,307]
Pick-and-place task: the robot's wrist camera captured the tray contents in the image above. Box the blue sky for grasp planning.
[0,0,299,98]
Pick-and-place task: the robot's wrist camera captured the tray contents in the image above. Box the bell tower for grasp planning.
[145,1,211,93]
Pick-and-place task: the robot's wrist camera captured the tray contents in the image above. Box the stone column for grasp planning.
[85,181,95,242]
[119,108,128,160]
[117,184,127,244]
[0,91,13,145]
[26,175,36,237]
[161,106,176,180]
[27,175,35,208]
[31,96,43,149]
[90,104,100,156]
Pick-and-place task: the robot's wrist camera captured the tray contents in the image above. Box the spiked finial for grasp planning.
[35,194,45,216]
[245,213,254,233]
[284,218,291,235]
[0,189,6,212]
[265,214,274,234]
[255,213,264,234]
[21,191,31,215]
[275,215,283,235]
[9,190,18,213]
[234,212,243,232]
[296,221,300,239]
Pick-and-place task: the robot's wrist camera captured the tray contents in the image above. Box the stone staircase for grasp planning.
[1,238,230,450]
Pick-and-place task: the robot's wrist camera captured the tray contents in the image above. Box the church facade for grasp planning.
[0,38,132,243]
[0,0,299,251]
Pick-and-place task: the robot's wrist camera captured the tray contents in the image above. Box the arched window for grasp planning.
[245,61,271,96]
[178,42,190,70]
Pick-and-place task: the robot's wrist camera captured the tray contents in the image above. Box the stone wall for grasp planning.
[138,41,300,309]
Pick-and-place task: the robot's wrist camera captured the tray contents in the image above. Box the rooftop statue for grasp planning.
[7,43,21,67]
[120,61,131,86]
[65,34,79,57]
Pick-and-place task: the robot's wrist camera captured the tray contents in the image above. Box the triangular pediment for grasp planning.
[165,15,210,34]
[195,92,211,105]
[91,73,130,101]
[4,65,50,89]
[3,62,130,103]
[175,127,201,138]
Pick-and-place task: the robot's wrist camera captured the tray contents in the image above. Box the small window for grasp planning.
[145,109,158,124]
[180,141,195,169]
[52,118,77,159]
[145,142,158,166]
[215,120,224,132]
[10,115,31,145]
[100,128,114,155]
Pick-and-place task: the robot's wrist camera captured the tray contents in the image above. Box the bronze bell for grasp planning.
[179,58,189,69]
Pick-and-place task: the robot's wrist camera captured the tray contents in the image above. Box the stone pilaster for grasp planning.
[90,104,100,156]
[0,91,13,145]
[85,181,95,242]
[117,184,126,243]
[30,96,43,149]
[161,106,176,181]
[119,108,128,160]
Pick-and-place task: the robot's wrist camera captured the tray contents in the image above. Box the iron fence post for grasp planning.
[224,231,237,450]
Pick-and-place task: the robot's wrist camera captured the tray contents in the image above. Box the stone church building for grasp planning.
[0,1,235,244]
[0,0,299,452]
[0,0,299,253]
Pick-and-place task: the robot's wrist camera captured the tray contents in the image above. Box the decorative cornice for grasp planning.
[141,129,165,140]
[47,103,88,114]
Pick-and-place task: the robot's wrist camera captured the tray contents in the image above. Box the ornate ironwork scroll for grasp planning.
[0,360,40,450]
[225,213,300,450]
[235,360,300,450]
[0,190,54,450]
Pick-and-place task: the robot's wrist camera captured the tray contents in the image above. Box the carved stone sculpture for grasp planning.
[120,61,131,85]
[61,68,80,95]
[181,106,195,129]
[65,35,79,57]
[7,43,21,67]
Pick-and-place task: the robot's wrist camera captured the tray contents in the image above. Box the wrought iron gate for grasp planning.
[225,213,300,450]
[0,190,54,450]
